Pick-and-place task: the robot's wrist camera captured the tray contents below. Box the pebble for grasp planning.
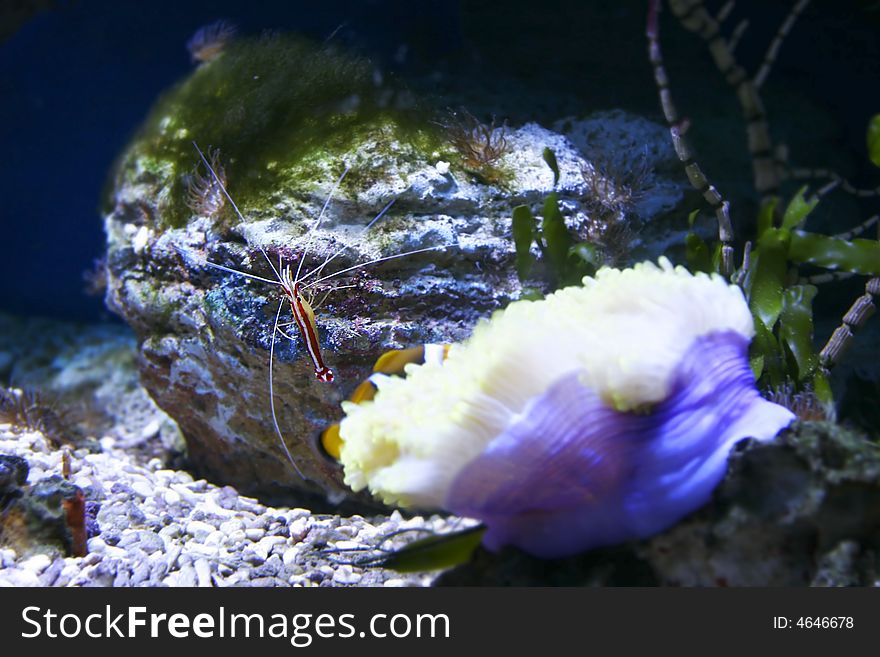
[219,519,244,534]
[332,565,363,585]
[288,517,310,540]
[88,537,108,553]
[194,558,213,587]
[240,547,265,565]
[20,553,52,574]
[169,483,199,505]
[0,425,476,588]
[105,545,129,559]
[255,536,286,558]
[185,543,220,559]
[0,548,16,568]
[165,544,183,570]
[176,563,198,587]
[244,527,265,541]
[113,568,131,587]
[332,540,363,551]
[82,552,102,566]
[282,547,299,567]
[186,520,216,542]
[136,531,165,554]
[252,554,282,578]
[0,568,40,586]
[225,529,246,544]
[39,558,66,586]
[130,480,153,498]
[130,560,152,586]
[117,530,163,555]
[149,560,169,584]
[159,523,182,540]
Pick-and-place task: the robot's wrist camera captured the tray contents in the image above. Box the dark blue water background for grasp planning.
[1,0,878,322]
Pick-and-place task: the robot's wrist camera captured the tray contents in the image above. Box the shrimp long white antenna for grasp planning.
[293,164,351,281]
[191,141,283,283]
[172,243,280,287]
[298,197,397,286]
[268,300,307,481]
[198,259,282,286]
[302,243,454,290]
[191,141,329,483]
[192,141,350,286]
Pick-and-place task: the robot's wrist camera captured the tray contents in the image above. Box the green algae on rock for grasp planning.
[110,33,449,229]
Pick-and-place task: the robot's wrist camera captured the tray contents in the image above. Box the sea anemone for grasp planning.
[337,258,796,558]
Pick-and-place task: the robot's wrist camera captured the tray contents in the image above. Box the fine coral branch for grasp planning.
[0,387,70,445]
[754,0,811,89]
[655,0,879,409]
[786,168,880,199]
[832,213,880,242]
[715,0,735,24]
[727,18,749,54]
[668,0,781,199]
[647,0,735,276]
[818,277,879,372]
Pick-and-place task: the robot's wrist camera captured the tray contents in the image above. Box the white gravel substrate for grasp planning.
[0,425,474,587]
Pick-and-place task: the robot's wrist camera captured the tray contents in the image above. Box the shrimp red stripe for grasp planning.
[288,284,333,382]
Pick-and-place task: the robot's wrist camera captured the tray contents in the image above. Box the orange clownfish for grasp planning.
[319,344,450,461]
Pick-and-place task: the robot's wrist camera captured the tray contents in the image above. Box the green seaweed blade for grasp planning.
[868,113,880,168]
[379,525,487,573]
[778,284,819,383]
[512,205,537,280]
[789,231,880,275]
[747,227,791,330]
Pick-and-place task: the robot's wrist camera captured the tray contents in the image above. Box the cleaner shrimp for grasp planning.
[180,142,452,482]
